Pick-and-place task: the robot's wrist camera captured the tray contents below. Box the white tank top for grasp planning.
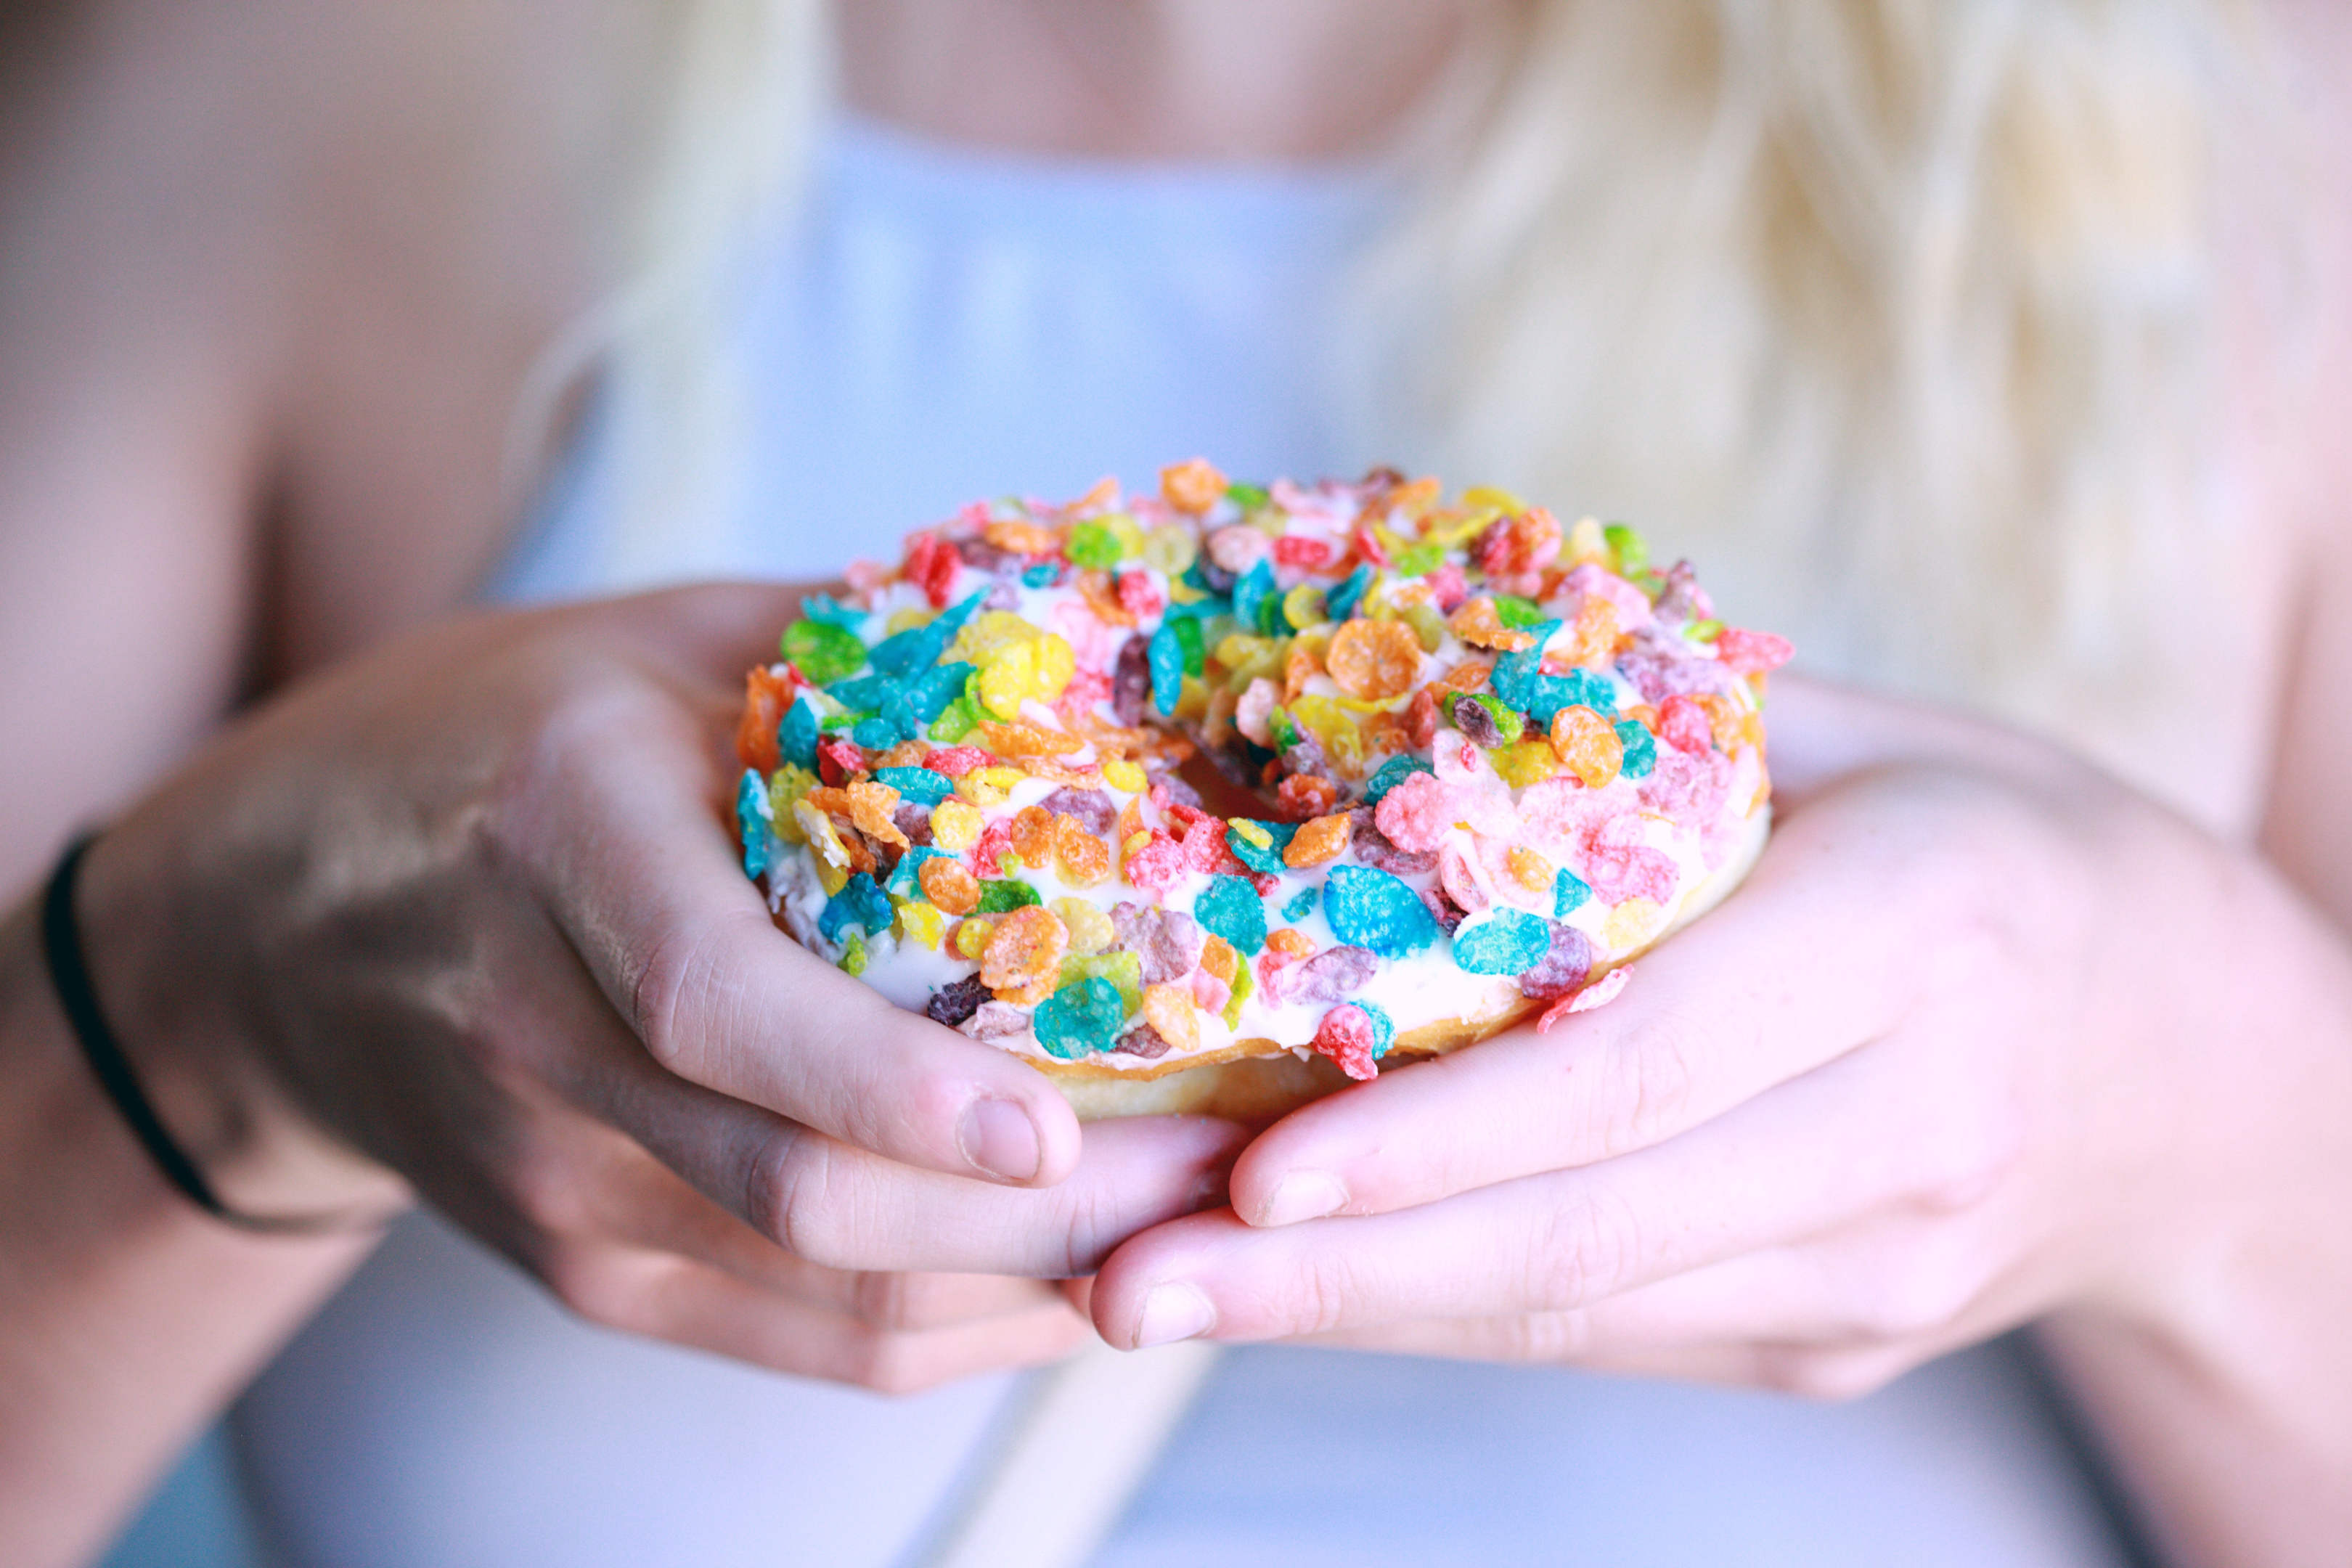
[228,115,2142,1568]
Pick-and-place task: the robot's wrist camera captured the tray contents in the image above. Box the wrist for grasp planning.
[64,822,410,1226]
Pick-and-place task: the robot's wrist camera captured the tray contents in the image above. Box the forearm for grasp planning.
[0,891,378,1568]
[2036,872,2352,1566]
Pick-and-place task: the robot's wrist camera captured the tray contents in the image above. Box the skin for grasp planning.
[0,1,2345,1565]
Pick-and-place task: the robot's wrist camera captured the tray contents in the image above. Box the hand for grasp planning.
[1085,677,2352,1400]
[75,584,1246,1392]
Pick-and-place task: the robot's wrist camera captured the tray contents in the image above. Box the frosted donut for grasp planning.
[735,462,1791,1122]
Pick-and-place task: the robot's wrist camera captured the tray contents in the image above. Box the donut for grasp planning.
[734,462,1790,1122]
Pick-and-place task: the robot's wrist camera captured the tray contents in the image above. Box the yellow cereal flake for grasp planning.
[930,797,984,851]
[796,799,849,867]
[1101,758,1147,793]
[1140,524,1198,578]
[1490,740,1562,788]
[1567,515,1611,567]
[952,917,995,962]
[1601,897,1668,953]
[1052,897,1115,956]
[884,606,936,635]
[767,765,817,842]
[1230,820,1273,851]
[950,610,1042,666]
[895,902,944,951]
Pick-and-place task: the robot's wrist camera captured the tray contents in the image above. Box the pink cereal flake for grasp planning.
[1577,814,1680,907]
[925,746,992,777]
[1312,1004,1381,1082]
[1373,772,1517,854]
[1438,841,1491,913]
[1537,965,1633,1031]
[1190,967,1232,1016]
[1124,833,1194,897]
[1637,745,1732,828]
[1715,627,1793,675]
[1656,695,1714,756]
[971,818,1017,878]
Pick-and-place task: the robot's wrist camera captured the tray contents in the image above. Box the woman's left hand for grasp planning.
[1084,676,2352,1400]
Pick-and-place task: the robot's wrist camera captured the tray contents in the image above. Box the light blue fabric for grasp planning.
[162,114,2143,1566]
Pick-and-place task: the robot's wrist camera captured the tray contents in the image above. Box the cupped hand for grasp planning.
[76,584,1245,1392]
[1086,676,2348,1395]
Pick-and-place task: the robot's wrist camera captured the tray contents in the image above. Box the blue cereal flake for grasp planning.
[1323,865,1441,957]
[826,671,897,711]
[1193,874,1269,956]
[780,693,821,769]
[1233,558,1281,637]
[797,593,869,628]
[886,846,953,899]
[874,766,954,807]
[852,716,902,750]
[1363,754,1435,807]
[1326,563,1374,623]
[1488,624,1562,711]
[1553,867,1593,918]
[818,873,894,944]
[1147,623,1185,717]
[1555,669,1620,719]
[1033,976,1127,1059]
[869,592,984,677]
[1021,561,1061,588]
[1615,719,1657,779]
[891,660,973,736]
[1281,884,1319,923]
[1224,820,1298,875]
[736,769,771,879]
[1357,999,1396,1058]
[1452,908,1551,975]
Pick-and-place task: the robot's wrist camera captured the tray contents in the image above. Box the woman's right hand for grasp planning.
[70,582,1245,1392]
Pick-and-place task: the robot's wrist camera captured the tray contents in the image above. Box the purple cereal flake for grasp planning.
[1448,691,1506,748]
[1419,888,1469,935]
[1111,903,1207,984]
[962,1000,1034,1040]
[955,538,1021,573]
[926,974,991,1027]
[1281,729,1330,780]
[1147,768,1203,810]
[1286,944,1379,1005]
[1651,560,1714,626]
[984,581,1024,611]
[894,802,936,847]
[1112,637,1152,726]
[1517,923,1594,1002]
[1037,787,1116,835]
[1352,812,1440,877]
[1115,1022,1172,1060]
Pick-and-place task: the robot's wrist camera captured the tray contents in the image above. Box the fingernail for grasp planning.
[1133,1283,1217,1349]
[1258,1172,1347,1227]
[959,1098,1042,1183]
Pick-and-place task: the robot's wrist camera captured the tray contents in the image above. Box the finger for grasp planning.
[1097,1042,1985,1346]
[1228,775,1975,1225]
[513,1106,1070,1331]
[514,698,1085,1187]
[544,1244,1093,1395]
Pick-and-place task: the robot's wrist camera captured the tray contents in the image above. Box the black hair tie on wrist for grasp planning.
[40,832,387,1236]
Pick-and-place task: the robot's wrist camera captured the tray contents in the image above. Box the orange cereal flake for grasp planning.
[735,666,793,773]
[1266,927,1314,960]
[844,781,909,849]
[1054,817,1113,886]
[1448,597,1536,652]
[874,740,930,770]
[920,857,982,916]
[1440,659,1493,693]
[1141,982,1201,1053]
[1160,457,1228,513]
[1276,774,1341,822]
[984,518,1063,556]
[975,722,1084,759]
[1694,693,1754,754]
[1283,640,1323,704]
[1325,620,1424,702]
[1507,846,1554,893]
[1200,934,1238,983]
[981,905,1069,994]
[1565,597,1621,669]
[1008,806,1058,867]
[1404,687,1440,748]
[1284,812,1354,867]
[1548,705,1624,789]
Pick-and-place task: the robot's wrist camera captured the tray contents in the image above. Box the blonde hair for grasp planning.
[574,0,2287,818]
